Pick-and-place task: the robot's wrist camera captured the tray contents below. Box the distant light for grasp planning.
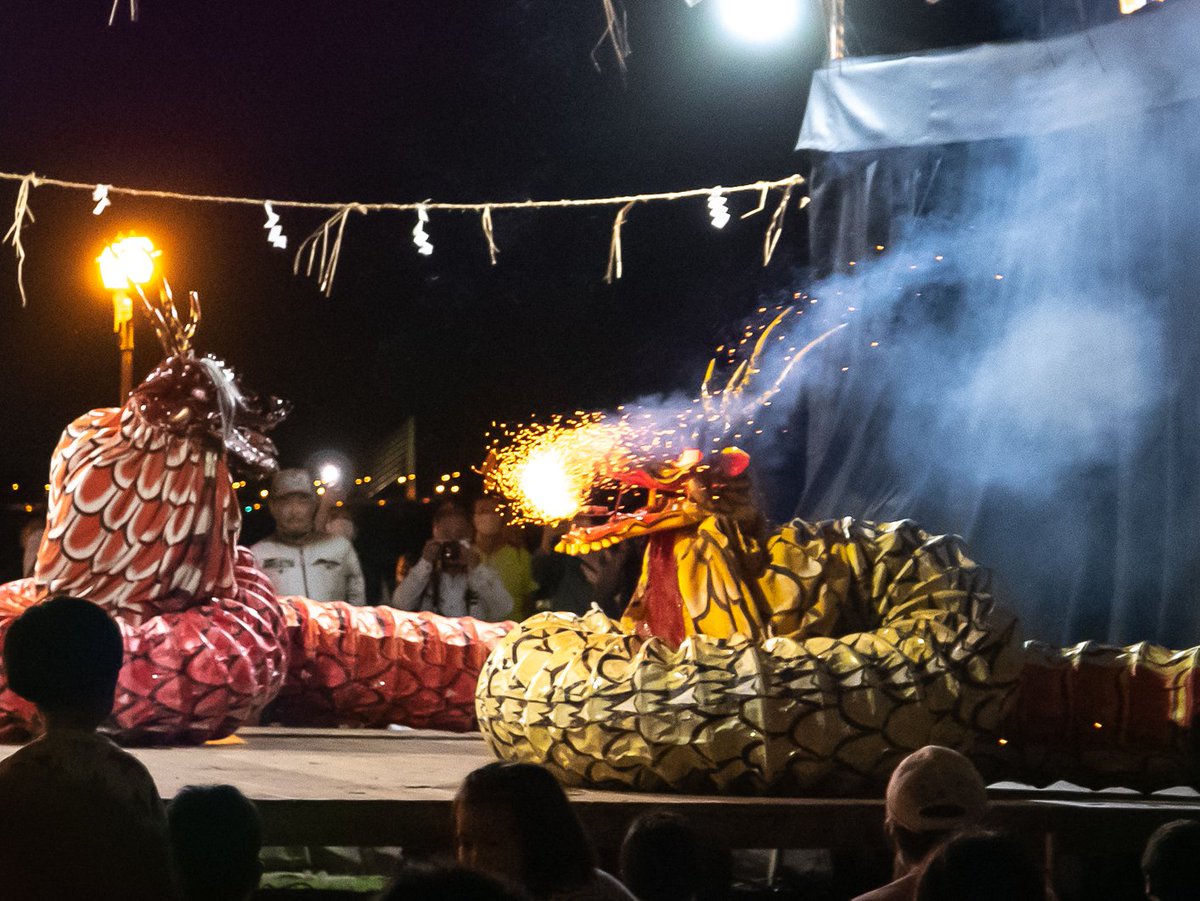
[259,489,269,498]
[440,474,450,482]
[716,0,801,43]
[319,464,342,486]
[435,485,446,494]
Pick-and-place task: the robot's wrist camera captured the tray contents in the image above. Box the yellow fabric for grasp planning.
[480,544,536,621]
[478,517,1021,795]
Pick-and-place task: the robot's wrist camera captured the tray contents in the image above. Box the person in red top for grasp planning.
[0,596,176,901]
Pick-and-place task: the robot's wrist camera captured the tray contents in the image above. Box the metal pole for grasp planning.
[113,291,134,404]
[824,0,846,61]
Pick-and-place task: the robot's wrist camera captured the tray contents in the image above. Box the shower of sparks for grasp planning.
[483,415,635,524]
[483,306,850,521]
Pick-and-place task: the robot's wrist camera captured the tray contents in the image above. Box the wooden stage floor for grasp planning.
[4,727,1197,854]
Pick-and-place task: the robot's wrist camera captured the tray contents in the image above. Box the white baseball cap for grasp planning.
[270,468,315,498]
[886,746,988,833]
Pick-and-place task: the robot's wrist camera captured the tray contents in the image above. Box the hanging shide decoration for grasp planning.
[0,169,806,302]
[92,184,112,216]
[413,204,434,257]
[707,187,731,229]
[263,202,287,249]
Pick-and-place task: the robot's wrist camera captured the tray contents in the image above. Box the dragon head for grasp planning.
[552,446,754,555]
[483,310,845,554]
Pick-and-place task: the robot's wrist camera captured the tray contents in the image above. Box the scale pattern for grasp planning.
[478,518,1021,794]
[275,599,512,732]
[0,395,509,742]
[0,548,288,743]
[36,405,239,621]
[986,640,1200,791]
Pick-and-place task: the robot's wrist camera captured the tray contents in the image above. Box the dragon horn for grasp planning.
[700,356,719,420]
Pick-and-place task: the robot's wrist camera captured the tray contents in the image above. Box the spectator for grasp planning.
[169,784,263,901]
[0,596,176,900]
[915,830,1046,901]
[1141,819,1200,901]
[532,518,641,618]
[474,496,536,620]
[455,761,636,900]
[391,504,513,620]
[620,809,729,901]
[377,863,532,901]
[251,468,366,603]
[851,745,989,901]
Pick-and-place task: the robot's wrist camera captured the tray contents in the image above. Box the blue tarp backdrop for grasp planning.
[783,2,1200,647]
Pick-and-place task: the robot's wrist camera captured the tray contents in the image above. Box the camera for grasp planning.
[438,541,463,564]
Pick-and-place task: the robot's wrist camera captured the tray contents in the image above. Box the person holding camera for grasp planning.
[389,504,513,621]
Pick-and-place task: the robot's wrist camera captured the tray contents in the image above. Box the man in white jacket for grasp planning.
[390,505,512,621]
[250,469,366,604]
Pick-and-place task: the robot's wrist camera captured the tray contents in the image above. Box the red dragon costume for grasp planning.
[0,285,509,743]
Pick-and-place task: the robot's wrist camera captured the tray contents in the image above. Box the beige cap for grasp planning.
[270,468,315,498]
[885,746,988,833]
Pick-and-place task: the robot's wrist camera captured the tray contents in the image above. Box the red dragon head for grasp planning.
[35,282,287,620]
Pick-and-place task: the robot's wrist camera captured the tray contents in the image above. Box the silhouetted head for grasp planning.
[454,762,594,899]
[169,784,263,901]
[378,864,531,901]
[885,745,989,870]
[1142,819,1200,901]
[915,830,1045,901]
[620,810,723,901]
[3,595,123,728]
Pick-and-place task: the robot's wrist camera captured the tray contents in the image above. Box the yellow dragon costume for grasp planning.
[478,447,1020,794]
[477,314,1200,795]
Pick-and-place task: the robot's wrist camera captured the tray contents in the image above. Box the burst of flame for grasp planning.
[483,306,849,521]
[484,415,630,524]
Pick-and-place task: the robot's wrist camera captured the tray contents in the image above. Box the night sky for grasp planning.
[0,0,1031,533]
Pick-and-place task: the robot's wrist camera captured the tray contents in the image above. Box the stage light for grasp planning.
[716,0,801,43]
[319,463,342,486]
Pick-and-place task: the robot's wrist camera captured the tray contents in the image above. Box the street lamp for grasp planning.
[97,234,160,404]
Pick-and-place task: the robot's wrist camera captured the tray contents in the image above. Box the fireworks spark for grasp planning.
[482,306,850,522]
[483,415,632,524]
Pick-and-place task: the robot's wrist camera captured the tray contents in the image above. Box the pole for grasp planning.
[113,291,134,404]
[823,0,846,61]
